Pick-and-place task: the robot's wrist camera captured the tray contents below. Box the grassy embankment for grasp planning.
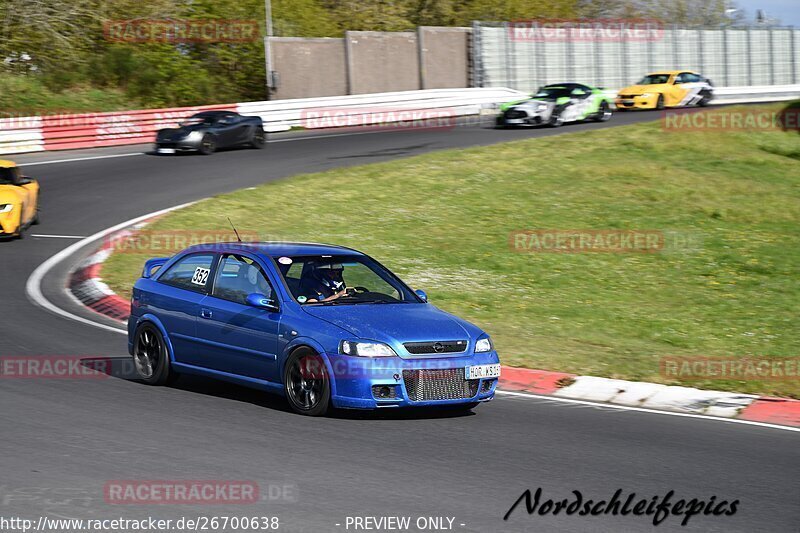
[103,104,800,397]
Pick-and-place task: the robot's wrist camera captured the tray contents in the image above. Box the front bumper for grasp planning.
[154,140,202,153]
[498,111,545,127]
[0,210,20,236]
[328,351,500,409]
[615,95,659,109]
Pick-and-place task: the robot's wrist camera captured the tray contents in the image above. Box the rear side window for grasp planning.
[158,253,215,293]
[212,254,274,305]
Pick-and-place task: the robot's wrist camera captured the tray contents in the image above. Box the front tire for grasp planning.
[655,94,665,110]
[284,347,331,416]
[132,323,174,385]
[594,101,612,122]
[548,111,564,128]
[199,135,216,155]
[250,128,266,148]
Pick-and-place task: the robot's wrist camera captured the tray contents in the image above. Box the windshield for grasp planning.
[638,74,671,85]
[275,255,419,305]
[0,167,21,185]
[533,87,572,100]
[180,115,217,127]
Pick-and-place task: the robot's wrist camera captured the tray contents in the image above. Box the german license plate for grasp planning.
[465,364,501,380]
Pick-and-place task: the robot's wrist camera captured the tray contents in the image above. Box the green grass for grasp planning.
[104,105,800,398]
[0,75,139,115]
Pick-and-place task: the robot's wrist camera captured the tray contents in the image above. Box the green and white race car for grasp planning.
[497,83,614,127]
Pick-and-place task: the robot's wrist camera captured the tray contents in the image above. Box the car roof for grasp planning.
[646,70,693,76]
[0,159,18,168]
[192,110,238,118]
[542,83,590,90]
[183,241,365,258]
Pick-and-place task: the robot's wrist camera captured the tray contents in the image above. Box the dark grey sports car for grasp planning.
[154,111,265,155]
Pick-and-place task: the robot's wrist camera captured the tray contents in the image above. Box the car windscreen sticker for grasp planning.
[297,295,307,303]
[278,256,292,265]
[191,267,210,286]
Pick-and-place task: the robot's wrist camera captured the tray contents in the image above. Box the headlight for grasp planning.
[475,337,493,353]
[186,131,204,141]
[0,204,13,213]
[641,93,654,98]
[340,340,397,357]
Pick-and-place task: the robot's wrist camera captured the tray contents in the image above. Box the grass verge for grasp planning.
[104,104,800,398]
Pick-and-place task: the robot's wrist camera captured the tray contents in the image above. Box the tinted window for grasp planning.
[638,74,671,85]
[0,167,21,185]
[212,254,274,305]
[158,254,215,293]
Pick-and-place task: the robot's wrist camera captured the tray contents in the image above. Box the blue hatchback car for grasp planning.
[127,242,500,415]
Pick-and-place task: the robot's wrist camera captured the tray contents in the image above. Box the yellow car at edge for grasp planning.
[0,160,40,239]
[616,71,714,110]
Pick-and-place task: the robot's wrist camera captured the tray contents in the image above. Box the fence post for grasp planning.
[746,27,753,85]
[344,31,354,94]
[697,28,704,75]
[672,25,679,69]
[471,21,483,88]
[792,27,798,85]
[768,27,775,85]
[417,27,426,90]
[722,27,729,87]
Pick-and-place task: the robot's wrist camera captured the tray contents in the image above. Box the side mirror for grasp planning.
[246,293,280,312]
[414,289,428,303]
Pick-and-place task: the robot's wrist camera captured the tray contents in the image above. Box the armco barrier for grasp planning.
[0,88,528,156]
[1,86,798,156]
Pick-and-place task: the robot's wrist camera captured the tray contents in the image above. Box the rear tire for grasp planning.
[698,91,712,107]
[199,135,216,155]
[284,347,331,416]
[132,323,175,386]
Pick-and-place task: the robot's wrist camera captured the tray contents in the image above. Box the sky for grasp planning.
[736,0,799,26]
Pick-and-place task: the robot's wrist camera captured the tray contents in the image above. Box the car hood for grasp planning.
[302,303,475,358]
[157,124,207,138]
[513,99,556,111]
[0,186,22,203]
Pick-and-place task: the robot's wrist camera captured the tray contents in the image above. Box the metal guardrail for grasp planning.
[0,88,528,155]
[0,86,797,156]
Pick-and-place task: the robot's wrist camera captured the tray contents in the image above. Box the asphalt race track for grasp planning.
[1,112,798,533]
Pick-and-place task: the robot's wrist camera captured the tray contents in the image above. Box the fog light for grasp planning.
[481,379,497,393]
[372,385,397,399]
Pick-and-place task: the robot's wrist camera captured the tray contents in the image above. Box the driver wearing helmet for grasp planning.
[301,262,347,302]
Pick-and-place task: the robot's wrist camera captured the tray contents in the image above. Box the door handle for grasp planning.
[200,308,213,319]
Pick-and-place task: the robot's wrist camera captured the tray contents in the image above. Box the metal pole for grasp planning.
[264,0,274,99]
[791,27,797,84]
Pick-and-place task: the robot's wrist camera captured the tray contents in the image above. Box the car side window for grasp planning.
[212,254,274,305]
[158,254,215,293]
[675,73,688,84]
[685,73,702,83]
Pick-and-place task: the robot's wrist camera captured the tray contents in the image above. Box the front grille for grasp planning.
[404,340,467,355]
[504,109,527,119]
[403,369,478,401]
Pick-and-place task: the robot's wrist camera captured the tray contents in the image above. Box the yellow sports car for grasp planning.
[0,160,40,239]
[616,71,714,110]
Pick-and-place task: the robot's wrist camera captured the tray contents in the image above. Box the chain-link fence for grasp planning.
[472,22,800,90]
